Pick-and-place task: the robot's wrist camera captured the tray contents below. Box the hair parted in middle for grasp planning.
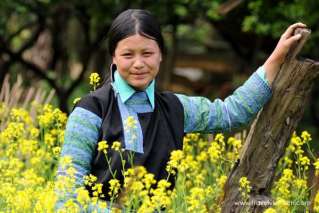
[107,9,165,56]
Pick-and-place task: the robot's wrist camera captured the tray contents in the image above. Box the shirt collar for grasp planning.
[113,71,155,109]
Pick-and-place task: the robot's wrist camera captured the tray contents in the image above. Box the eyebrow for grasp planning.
[119,47,155,52]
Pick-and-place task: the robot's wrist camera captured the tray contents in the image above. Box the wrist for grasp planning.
[265,53,284,68]
[263,57,282,85]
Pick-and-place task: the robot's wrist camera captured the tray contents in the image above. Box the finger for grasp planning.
[282,23,306,38]
[282,22,307,39]
[285,33,302,46]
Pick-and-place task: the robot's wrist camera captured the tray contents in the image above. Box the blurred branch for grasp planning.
[91,23,110,51]
[0,36,58,91]
[17,15,46,54]
[74,5,91,46]
[66,18,110,97]
[218,0,244,15]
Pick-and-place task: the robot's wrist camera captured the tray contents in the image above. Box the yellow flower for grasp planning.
[196,151,208,162]
[60,156,73,169]
[131,180,144,192]
[136,166,147,179]
[62,199,80,212]
[274,197,289,208]
[98,201,108,209]
[52,146,61,156]
[264,208,277,213]
[44,133,55,147]
[30,127,40,138]
[166,150,184,175]
[283,156,293,168]
[217,175,228,189]
[227,137,242,149]
[76,187,90,207]
[301,131,311,142]
[89,72,101,90]
[314,191,319,212]
[92,183,104,197]
[282,168,294,180]
[294,178,307,189]
[124,116,137,129]
[287,144,295,152]
[186,187,207,212]
[274,168,294,199]
[215,133,224,143]
[296,155,310,170]
[73,97,81,105]
[66,167,77,177]
[10,108,32,125]
[108,179,121,197]
[143,173,156,189]
[157,179,171,189]
[208,141,221,163]
[111,141,121,151]
[84,174,98,187]
[150,180,172,208]
[19,139,37,156]
[188,133,200,141]
[98,140,108,154]
[239,177,251,200]
[195,173,205,185]
[37,104,67,129]
[239,177,250,189]
[18,169,44,186]
[300,156,310,166]
[295,148,304,155]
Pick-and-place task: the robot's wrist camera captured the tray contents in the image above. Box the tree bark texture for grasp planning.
[221,29,319,213]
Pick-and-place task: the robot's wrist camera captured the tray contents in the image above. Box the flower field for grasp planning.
[1,77,319,212]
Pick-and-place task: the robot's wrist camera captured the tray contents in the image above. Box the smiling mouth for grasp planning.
[131,72,148,75]
[131,72,148,79]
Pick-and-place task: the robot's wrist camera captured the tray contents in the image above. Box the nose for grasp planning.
[133,56,144,69]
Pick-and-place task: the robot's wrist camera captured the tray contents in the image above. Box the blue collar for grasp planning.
[112,71,155,109]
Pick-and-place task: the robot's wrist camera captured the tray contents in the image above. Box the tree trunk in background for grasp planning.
[221,29,319,212]
[158,22,178,91]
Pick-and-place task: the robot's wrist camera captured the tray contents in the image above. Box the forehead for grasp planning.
[115,34,160,51]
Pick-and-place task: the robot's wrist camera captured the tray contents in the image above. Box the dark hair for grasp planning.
[108,9,165,56]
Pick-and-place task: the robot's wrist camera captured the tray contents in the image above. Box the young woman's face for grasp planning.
[112,34,162,90]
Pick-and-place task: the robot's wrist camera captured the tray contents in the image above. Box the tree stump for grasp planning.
[221,28,319,212]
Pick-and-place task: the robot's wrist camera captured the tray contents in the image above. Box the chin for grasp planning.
[130,80,150,90]
[137,85,148,90]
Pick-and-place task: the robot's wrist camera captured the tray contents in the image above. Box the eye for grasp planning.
[121,53,133,58]
[143,52,153,57]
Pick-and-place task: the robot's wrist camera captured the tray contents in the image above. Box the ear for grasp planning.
[159,53,162,62]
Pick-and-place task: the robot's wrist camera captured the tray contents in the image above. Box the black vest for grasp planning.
[75,83,184,200]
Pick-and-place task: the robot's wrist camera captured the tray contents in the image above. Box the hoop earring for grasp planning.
[110,63,117,82]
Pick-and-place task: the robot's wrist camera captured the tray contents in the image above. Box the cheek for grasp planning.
[148,57,161,70]
[116,59,132,71]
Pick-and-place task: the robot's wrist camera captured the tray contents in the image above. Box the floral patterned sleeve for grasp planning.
[56,107,112,212]
[176,66,272,133]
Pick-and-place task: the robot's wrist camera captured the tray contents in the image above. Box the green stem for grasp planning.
[104,153,116,179]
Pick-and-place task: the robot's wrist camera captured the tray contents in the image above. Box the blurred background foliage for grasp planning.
[0,0,319,138]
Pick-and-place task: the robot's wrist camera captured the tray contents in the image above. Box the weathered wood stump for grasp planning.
[221,28,319,213]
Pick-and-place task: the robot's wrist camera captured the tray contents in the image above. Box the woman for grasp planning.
[57,8,305,209]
